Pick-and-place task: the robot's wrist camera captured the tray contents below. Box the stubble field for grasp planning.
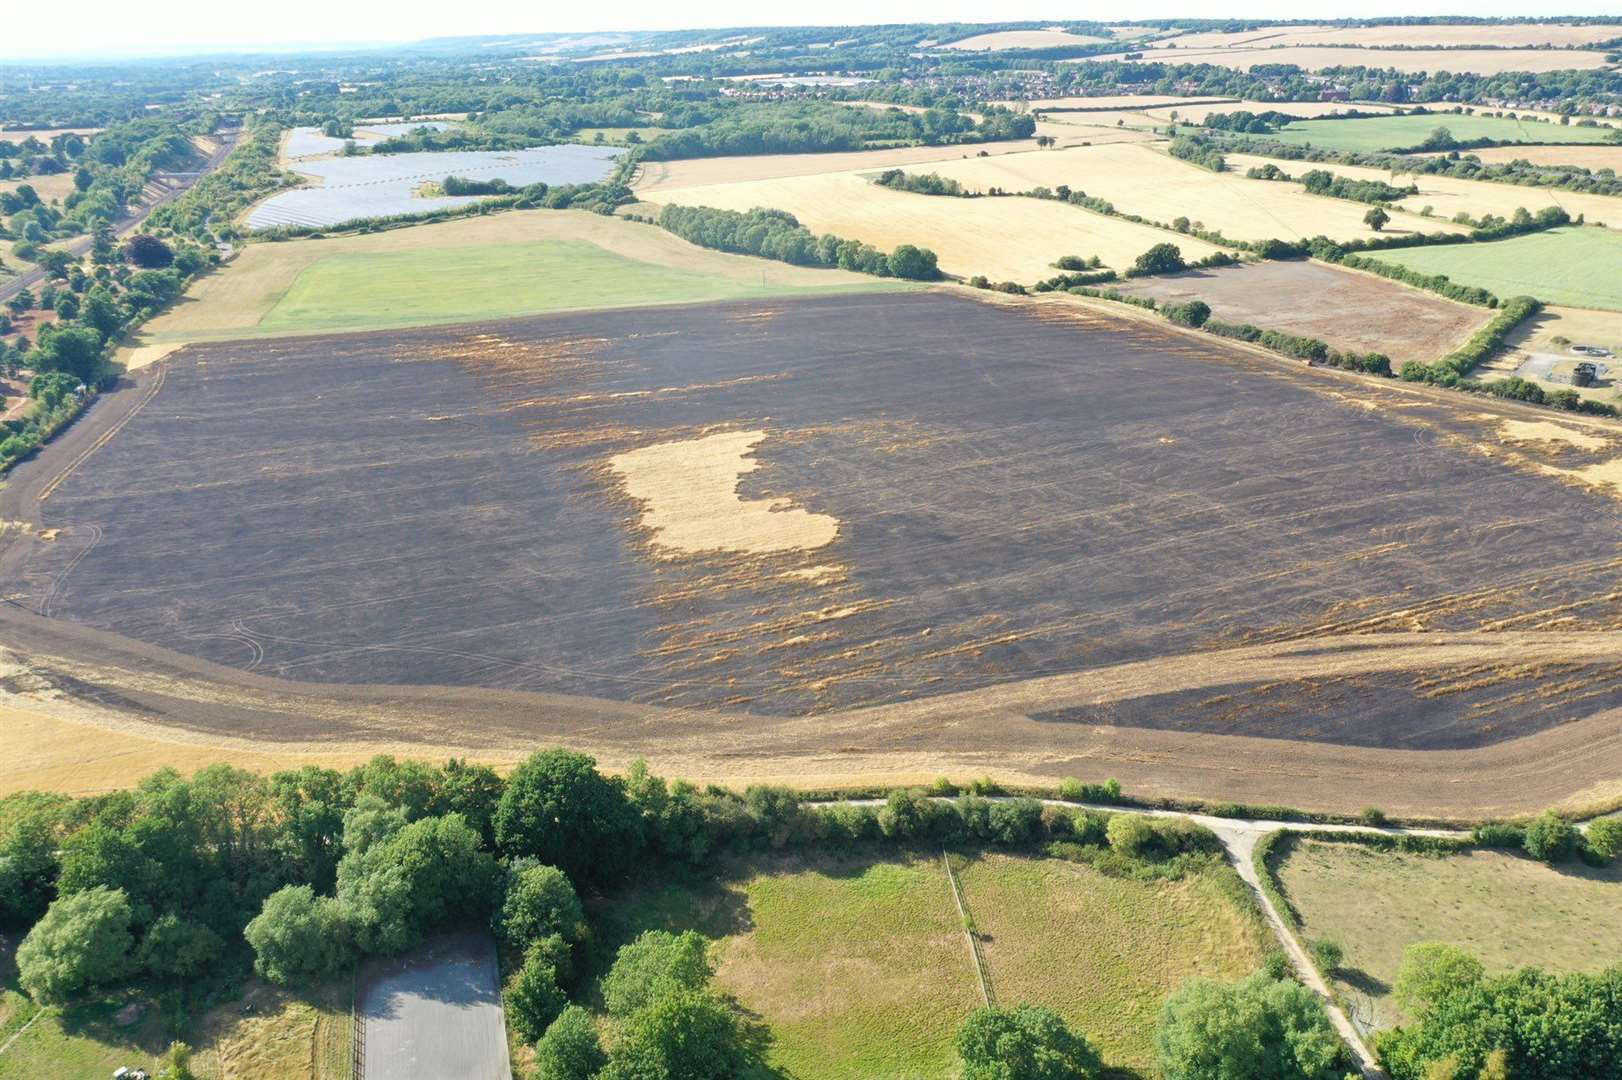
[639,170,1226,281]
[1091,46,1618,75]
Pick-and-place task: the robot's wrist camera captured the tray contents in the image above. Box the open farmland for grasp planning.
[15,289,1622,785]
[1458,144,1622,171]
[0,171,78,205]
[1091,46,1617,75]
[1274,838,1622,1029]
[594,849,1263,1078]
[640,171,1226,280]
[633,139,1043,192]
[1022,95,1237,112]
[1371,227,1622,311]
[939,28,1108,50]
[245,144,618,229]
[1228,152,1622,233]
[1139,100,1402,124]
[915,143,1466,244]
[956,853,1267,1072]
[1256,112,1620,153]
[1108,260,1489,365]
[1151,22,1622,49]
[120,209,890,366]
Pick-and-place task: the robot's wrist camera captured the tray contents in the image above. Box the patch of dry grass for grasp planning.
[941,28,1110,50]
[1277,838,1622,1029]
[1091,45,1616,75]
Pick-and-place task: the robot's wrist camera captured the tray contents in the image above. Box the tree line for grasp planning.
[652,204,940,280]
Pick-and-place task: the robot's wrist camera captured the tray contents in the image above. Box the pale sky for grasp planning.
[5,1,1620,61]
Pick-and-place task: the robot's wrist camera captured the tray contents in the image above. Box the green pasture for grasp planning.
[595,850,1267,1080]
[1369,227,1622,310]
[257,240,896,336]
[1258,112,1618,154]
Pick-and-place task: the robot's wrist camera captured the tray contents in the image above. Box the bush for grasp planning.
[1522,812,1579,863]
[602,929,714,1018]
[1309,939,1344,974]
[600,989,750,1080]
[957,1004,1103,1080]
[16,886,135,1003]
[1470,822,1526,849]
[123,233,174,268]
[505,940,568,1042]
[535,1006,607,1080]
[1106,814,1156,857]
[1584,818,1622,862]
[1163,300,1212,328]
[496,862,584,954]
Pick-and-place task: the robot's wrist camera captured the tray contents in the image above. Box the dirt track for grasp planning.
[6,291,1622,818]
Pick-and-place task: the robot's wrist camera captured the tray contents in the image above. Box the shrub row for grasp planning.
[654,204,940,280]
[1399,295,1541,384]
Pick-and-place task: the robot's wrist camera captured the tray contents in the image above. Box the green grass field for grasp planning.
[956,854,1268,1074]
[1370,227,1622,310]
[1275,838,1622,1030]
[1257,113,1619,154]
[256,240,898,336]
[595,850,1268,1080]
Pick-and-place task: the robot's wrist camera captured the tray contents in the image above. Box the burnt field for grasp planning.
[13,290,1622,752]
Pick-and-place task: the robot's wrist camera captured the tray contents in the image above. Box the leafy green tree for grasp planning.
[535,1005,607,1080]
[601,989,750,1080]
[244,884,355,986]
[957,1004,1103,1080]
[1523,812,1579,863]
[124,234,174,268]
[603,930,714,1018]
[496,862,584,953]
[139,913,224,981]
[1393,944,1484,1017]
[16,886,135,1003]
[494,750,641,885]
[1130,243,1186,277]
[28,322,103,382]
[1309,940,1344,975]
[886,243,940,280]
[1364,207,1391,232]
[505,941,568,1042]
[1155,973,1348,1080]
[79,284,123,340]
[0,810,60,929]
[337,813,497,955]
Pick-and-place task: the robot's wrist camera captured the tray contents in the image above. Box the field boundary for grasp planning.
[943,852,996,1007]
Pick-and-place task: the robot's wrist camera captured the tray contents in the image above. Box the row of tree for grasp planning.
[653,204,940,280]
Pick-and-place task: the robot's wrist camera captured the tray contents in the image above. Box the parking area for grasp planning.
[357,933,510,1080]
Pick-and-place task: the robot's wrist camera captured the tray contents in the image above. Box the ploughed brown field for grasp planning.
[7,290,1622,814]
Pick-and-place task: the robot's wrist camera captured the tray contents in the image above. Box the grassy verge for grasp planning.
[1272,836,1622,1031]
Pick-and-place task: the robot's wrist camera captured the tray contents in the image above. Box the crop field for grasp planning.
[1108,260,1489,365]
[1227,153,1622,234]
[121,209,889,366]
[915,143,1465,244]
[1022,95,1237,112]
[641,171,1227,280]
[17,286,1622,785]
[1459,144,1622,170]
[1152,22,1622,49]
[594,849,1263,1078]
[940,28,1109,50]
[632,140,1043,193]
[245,144,619,229]
[1257,112,1619,154]
[1139,100,1402,124]
[1274,838,1622,1029]
[1093,46,1617,75]
[1371,227,1622,311]
[955,854,1267,1071]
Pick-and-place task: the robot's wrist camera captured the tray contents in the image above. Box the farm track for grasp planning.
[7,293,1622,817]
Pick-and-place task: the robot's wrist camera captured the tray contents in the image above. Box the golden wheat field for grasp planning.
[1090,46,1617,75]
[634,140,1042,193]
[942,28,1110,50]
[1228,152,1622,230]
[1152,22,1622,49]
[640,168,1226,281]
[915,143,1468,243]
[1459,144,1622,171]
